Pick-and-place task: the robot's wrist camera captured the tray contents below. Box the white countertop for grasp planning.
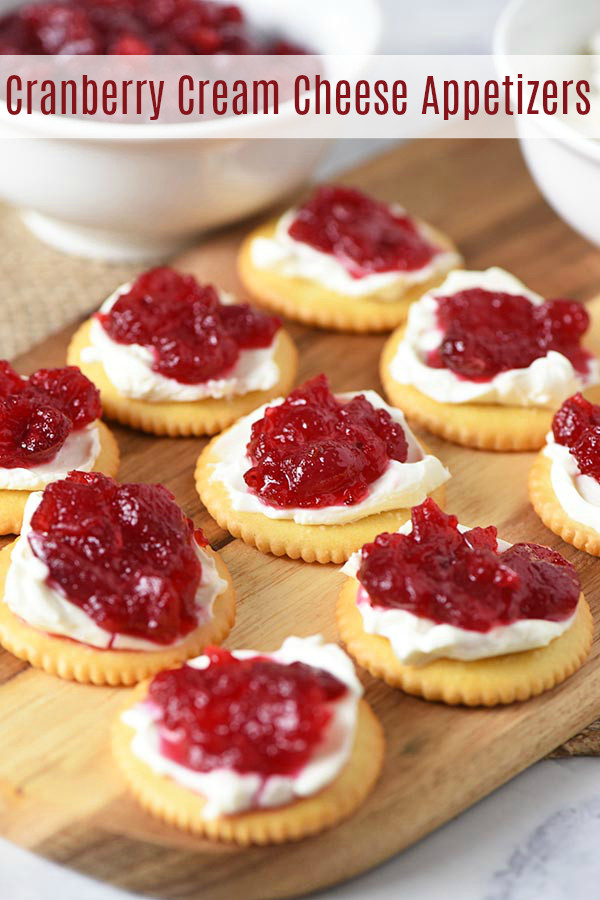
[5,2,600,899]
[3,757,600,900]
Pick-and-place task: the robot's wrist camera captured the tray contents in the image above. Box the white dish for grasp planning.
[0,0,382,261]
[494,0,600,247]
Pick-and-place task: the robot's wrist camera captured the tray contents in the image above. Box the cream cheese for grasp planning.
[208,390,450,526]
[0,422,101,491]
[82,283,280,403]
[388,267,600,408]
[342,520,576,665]
[543,432,600,532]
[250,208,461,299]
[3,492,227,651]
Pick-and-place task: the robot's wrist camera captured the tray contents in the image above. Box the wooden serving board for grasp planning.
[3,138,600,900]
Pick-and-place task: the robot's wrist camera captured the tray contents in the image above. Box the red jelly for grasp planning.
[358,499,579,631]
[28,471,205,645]
[552,393,600,482]
[0,0,308,55]
[428,288,592,379]
[98,267,280,386]
[0,396,71,468]
[244,374,409,509]
[288,185,439,279]
[147,646,347,776]
[0,360,27,397]
[24,366,103,429]
[0,361,100,469]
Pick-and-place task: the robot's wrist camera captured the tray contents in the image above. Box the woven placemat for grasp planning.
[1,202,598,757]
[0,203,141,359]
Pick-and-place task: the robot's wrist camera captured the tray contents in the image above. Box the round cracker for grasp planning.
[529,451,600,556]
[238,218,461,334]
[0,542,235,685]
[67,321,298,437]
[195,433,446,564]
[380,326,600,452]
[113,686,383,845]
[337,578,593,706]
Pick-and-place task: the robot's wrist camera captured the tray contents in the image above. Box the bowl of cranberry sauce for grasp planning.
[0,0,381,261]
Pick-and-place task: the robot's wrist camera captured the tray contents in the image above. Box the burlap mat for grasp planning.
[0,204,140,359]
[0,202,598,757]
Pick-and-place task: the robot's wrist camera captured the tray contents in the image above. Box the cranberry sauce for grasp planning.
[243,374,409,509]
[552,393,600,483]
[98,267,280,386]
[357,499,580,631]
[288,186,438,279]
[147,646,347,776]
[0,0,307,55]
[0,362,100,469]
[28,472,206,644]
[427,288,591,380]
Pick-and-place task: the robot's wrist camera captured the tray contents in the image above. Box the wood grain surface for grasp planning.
[2,139,600,900]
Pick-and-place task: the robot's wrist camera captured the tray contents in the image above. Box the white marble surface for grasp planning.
[5,2,600,899]
[3,758,600,900]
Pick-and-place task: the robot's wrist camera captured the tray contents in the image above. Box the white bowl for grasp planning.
[0,0,382,261]
[494,0,600,247]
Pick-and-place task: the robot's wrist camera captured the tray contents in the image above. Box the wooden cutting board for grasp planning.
[2,138,600,900]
